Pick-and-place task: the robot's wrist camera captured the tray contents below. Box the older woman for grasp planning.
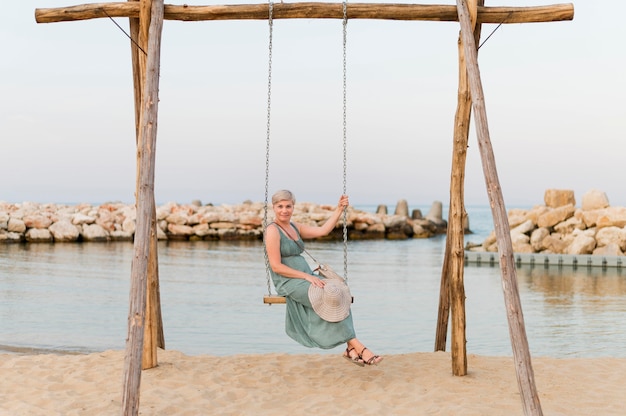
[265,190,383,366]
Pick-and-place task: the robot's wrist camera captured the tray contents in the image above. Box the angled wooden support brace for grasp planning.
[456,0,543,415]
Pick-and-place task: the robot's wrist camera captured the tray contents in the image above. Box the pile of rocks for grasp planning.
[467,189,626,256]
[0,199,450,243]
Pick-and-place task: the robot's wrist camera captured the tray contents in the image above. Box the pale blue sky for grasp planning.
[1,1,624,208]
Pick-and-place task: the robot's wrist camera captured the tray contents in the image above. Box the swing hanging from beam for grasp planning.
[262,0,350,305]
[33,2,575,415]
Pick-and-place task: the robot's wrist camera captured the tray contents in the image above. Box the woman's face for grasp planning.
[273,199,294,222]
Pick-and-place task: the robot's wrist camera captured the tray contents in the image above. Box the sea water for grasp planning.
[1,206,625,357]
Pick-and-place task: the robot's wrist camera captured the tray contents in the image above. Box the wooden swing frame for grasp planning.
[34,2,574,415]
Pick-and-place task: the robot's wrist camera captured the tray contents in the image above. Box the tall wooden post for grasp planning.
[128,0,165,370]
[456,0,543,414]
[435,0,484,376]
[121,1,164,414]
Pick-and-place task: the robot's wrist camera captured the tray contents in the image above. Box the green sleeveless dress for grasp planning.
[270,223,356,349]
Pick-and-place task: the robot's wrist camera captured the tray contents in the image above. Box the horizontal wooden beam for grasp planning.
[35,2,574,24]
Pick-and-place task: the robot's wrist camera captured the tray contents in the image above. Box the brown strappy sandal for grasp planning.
[343,347,365,367]
[359,347,383,366]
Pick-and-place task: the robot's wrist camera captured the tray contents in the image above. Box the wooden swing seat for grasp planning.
[264,295,287,304]
[263,295,354,304]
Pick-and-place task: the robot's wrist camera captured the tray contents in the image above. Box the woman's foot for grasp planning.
[343,347,365,367]
[358,347,383,366]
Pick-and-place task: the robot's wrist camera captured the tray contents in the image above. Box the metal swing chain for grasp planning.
[264,1,274,297]
[264,2,348,291]
[342,0,349,283]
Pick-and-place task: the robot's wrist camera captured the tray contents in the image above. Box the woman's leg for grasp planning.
[347,338,383,365]
[344,342,360,360]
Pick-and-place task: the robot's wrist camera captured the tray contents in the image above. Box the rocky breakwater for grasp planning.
[0,199,451,243]
[467,189,626,256]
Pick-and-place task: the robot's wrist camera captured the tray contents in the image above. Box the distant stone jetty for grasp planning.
[0,199,450,243]
[467,189,626,257]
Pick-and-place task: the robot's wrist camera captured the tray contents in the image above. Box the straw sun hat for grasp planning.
[308,278,352,322]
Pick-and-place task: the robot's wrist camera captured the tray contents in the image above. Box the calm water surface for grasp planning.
[1,206,625,357]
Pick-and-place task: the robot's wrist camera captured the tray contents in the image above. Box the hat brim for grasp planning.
[308,279,351,322]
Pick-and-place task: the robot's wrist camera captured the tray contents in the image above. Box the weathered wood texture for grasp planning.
[435,238,452,349]
[121,0,164,414]
[263,295,287,304]
[447,36,470,375]
[456,0,542,414]
[142,206,161,369]
[129,0,165,371]
[128,0,161,371]
[264,295,354,304]
[438,0,485,377]
[35,2,574,24]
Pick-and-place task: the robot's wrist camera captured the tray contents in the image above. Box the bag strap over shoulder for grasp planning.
[271,222,321,265]
[271,222,345,282]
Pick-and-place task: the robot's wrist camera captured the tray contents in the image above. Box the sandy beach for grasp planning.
[1,349,624,415]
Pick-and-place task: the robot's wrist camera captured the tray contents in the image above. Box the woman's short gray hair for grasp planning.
[272,190,295,205]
